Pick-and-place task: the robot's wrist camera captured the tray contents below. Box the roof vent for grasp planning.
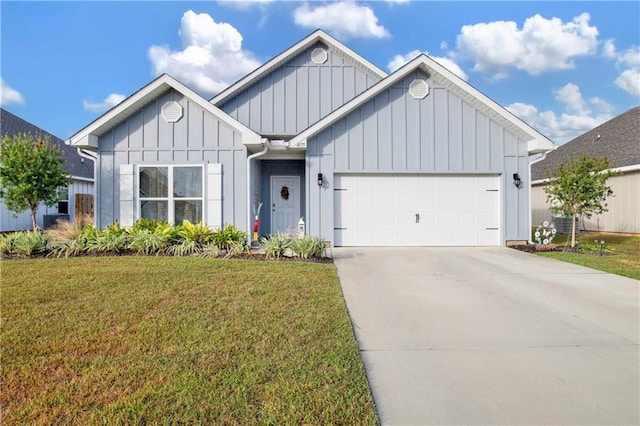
[311,47,328,64]
[161,101,183,123]
[409,79,429,99]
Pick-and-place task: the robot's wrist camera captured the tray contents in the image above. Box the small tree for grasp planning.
[0,132,71,230]
[544,155,617,248]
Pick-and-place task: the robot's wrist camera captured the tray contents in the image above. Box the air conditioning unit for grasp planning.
[553,216,576,234]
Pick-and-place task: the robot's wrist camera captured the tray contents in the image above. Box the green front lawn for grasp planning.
[537,232,640,280]
[1,257,377,424]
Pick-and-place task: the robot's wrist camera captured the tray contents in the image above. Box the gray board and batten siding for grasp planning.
[217,42,383,137]
[304,70,530,243]
[96,89,247,229]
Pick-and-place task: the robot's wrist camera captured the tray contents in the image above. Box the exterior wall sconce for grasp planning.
[513,173,523,188]
[317,173,324,187]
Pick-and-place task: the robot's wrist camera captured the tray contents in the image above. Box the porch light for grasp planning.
[317,173,324,187]
[513,173,522,189]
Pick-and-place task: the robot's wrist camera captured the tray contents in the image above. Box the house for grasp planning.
[1,108,94,231]
[68,30,554,247]
[531,106,640,234]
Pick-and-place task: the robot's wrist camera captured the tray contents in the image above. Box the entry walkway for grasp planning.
[334,247,639,425]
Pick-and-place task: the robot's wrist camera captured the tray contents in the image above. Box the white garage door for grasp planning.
[334,175,501,246]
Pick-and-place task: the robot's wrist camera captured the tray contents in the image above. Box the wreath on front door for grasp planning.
[280,186,289,200]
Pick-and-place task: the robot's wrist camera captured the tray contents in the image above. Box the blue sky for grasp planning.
[1,1,638,145]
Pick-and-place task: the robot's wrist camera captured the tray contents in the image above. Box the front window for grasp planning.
[57,186,69,214]
[139,165,203,224]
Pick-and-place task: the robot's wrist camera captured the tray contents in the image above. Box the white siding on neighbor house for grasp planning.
[218,42,382,136]
[532,171,640,233]
[0,178,94,231]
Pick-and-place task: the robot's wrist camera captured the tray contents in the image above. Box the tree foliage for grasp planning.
[544,155,617,248]
[0,132,71,230]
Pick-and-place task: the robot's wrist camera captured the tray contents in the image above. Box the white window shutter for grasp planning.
[206,163,222,228]
[119,164,135,227]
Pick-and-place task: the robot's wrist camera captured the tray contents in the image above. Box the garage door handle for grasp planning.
[415,213,420,223]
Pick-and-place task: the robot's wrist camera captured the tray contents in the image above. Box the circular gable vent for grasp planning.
[161,101,183,123]
[311,47,328,64]
[409,79,429,99]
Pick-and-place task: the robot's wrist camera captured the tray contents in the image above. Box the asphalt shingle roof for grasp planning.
[0,108,93,179]
[531,106,640,181]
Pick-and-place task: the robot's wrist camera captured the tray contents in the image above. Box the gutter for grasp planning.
[246,139,271,244]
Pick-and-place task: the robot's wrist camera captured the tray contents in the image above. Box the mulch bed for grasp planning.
[510,244,613,256]
[0,251,334,263]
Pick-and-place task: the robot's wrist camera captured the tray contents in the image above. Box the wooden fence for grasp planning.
[75,193,94,226]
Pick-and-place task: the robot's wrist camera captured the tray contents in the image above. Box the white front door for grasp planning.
[271,176,300,235]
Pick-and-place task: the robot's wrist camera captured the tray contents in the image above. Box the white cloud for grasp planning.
[602,39,617,59]
[217,0,273,9]
[83,93,126,113]
[453,13,599,78]
[604,42,640,96]
[293,2,390,39]
[387,50,468,80]
[1,79,25,106]
[615,68,640,96]
[507,83,613,144]
[148,10,261,96]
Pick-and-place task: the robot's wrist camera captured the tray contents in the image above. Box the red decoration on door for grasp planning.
[280,186,289,200]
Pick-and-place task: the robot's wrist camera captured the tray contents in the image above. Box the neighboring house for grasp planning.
[68,30,554,247]
[0,108,94,231]
[531,107,640,234]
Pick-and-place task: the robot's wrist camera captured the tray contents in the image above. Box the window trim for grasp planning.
[137,164,205,224]
[57,186,69,215]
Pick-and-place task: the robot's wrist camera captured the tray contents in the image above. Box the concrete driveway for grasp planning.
[333,247,639,425]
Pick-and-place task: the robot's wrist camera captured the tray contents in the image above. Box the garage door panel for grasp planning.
[334,175,500,246]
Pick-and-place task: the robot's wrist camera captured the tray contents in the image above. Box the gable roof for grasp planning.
[67,74,262,149]
[1,108,93,179]
[531,106,640,181]
[287,54,555,155]
[210,29,388,107]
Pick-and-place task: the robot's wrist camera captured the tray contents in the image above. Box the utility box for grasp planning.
[554,216,576,234]
[43,214,70,229]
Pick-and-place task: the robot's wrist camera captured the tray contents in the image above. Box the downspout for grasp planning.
[77,148,98,226]
[246,139,271,244]
[528,150,551,244]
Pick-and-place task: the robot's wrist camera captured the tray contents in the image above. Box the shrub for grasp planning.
[225,239,251,258]
[200,242,221,258]
[211,223,247,250]
[260,234,292,259]
[291,236,327,259]
[48,237,85,258]
[177,220,213,244]
[0,231,50,256]
[166,239,199,256]
[127,229,169,255]
[45,218,83,243]
[85,232,127,254]
[129,218,164,233]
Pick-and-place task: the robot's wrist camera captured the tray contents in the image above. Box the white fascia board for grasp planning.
[288,54,556,151]
[67,74,262,149]
[210,29,387,106]
[527,138,556,155]
[531,164,640,185]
